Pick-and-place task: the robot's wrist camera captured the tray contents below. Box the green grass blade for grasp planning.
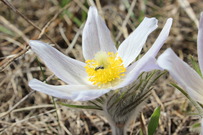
[59,0,70,7]
[148,106,161,135]
[58,102,102,110]
[0,25,15,36]
[171,83,203,117]
[189,55,202,77]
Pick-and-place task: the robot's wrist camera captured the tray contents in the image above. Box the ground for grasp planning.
[0,0,203,134]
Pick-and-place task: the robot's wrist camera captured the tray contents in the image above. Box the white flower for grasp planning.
[157,13,203,104]
[29,6,172,101]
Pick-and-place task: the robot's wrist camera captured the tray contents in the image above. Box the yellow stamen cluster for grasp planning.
[85,51,126,87]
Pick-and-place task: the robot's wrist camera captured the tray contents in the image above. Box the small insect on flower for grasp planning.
[28,6,172,101]
[95,66,104,71]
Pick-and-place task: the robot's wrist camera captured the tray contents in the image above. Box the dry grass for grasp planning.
[0,0,203,134]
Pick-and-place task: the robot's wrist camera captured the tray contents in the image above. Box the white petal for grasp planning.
[82,6,116,60]
[29,79,111,101]
[29,40,88,85]
[144,18,173,58]
[114,56,161,89]
[157,48,203,102]
[187,87,203,104]
[126,61,138,72]
[198,13,203,74]
[117,17,158,67]
[126,18,172,74]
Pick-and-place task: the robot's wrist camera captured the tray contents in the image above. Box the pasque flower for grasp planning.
[29,6,172,101]
[157,13,203,104]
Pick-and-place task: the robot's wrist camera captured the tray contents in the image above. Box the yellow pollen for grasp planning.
[85,51,126,87]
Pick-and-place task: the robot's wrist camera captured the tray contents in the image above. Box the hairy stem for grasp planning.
[110,123,126,135]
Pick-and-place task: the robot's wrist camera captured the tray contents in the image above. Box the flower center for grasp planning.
[85,51,126,88]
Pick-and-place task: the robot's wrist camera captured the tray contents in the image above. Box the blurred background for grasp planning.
[0,0,203,134]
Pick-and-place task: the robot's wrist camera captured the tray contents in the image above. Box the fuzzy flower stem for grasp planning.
[99,71,162,135]
[111,123,126,135]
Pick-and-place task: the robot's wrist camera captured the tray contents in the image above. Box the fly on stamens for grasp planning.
[95,66,104,71]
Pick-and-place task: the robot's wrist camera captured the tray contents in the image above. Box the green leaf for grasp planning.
[189,55,202,77]
[36,57,47,82]
[171,83,203,117]
[148,106,161,135]
[59,0,70,7]
[139,129,144,135]
[88,101,102,109]
[191,122,201,129]
[190,122,201,133]
[170,83,188,97]
[58,102,102,110]
[0,25,14,36]
[63,10,83,27]
[81,9,87,22]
